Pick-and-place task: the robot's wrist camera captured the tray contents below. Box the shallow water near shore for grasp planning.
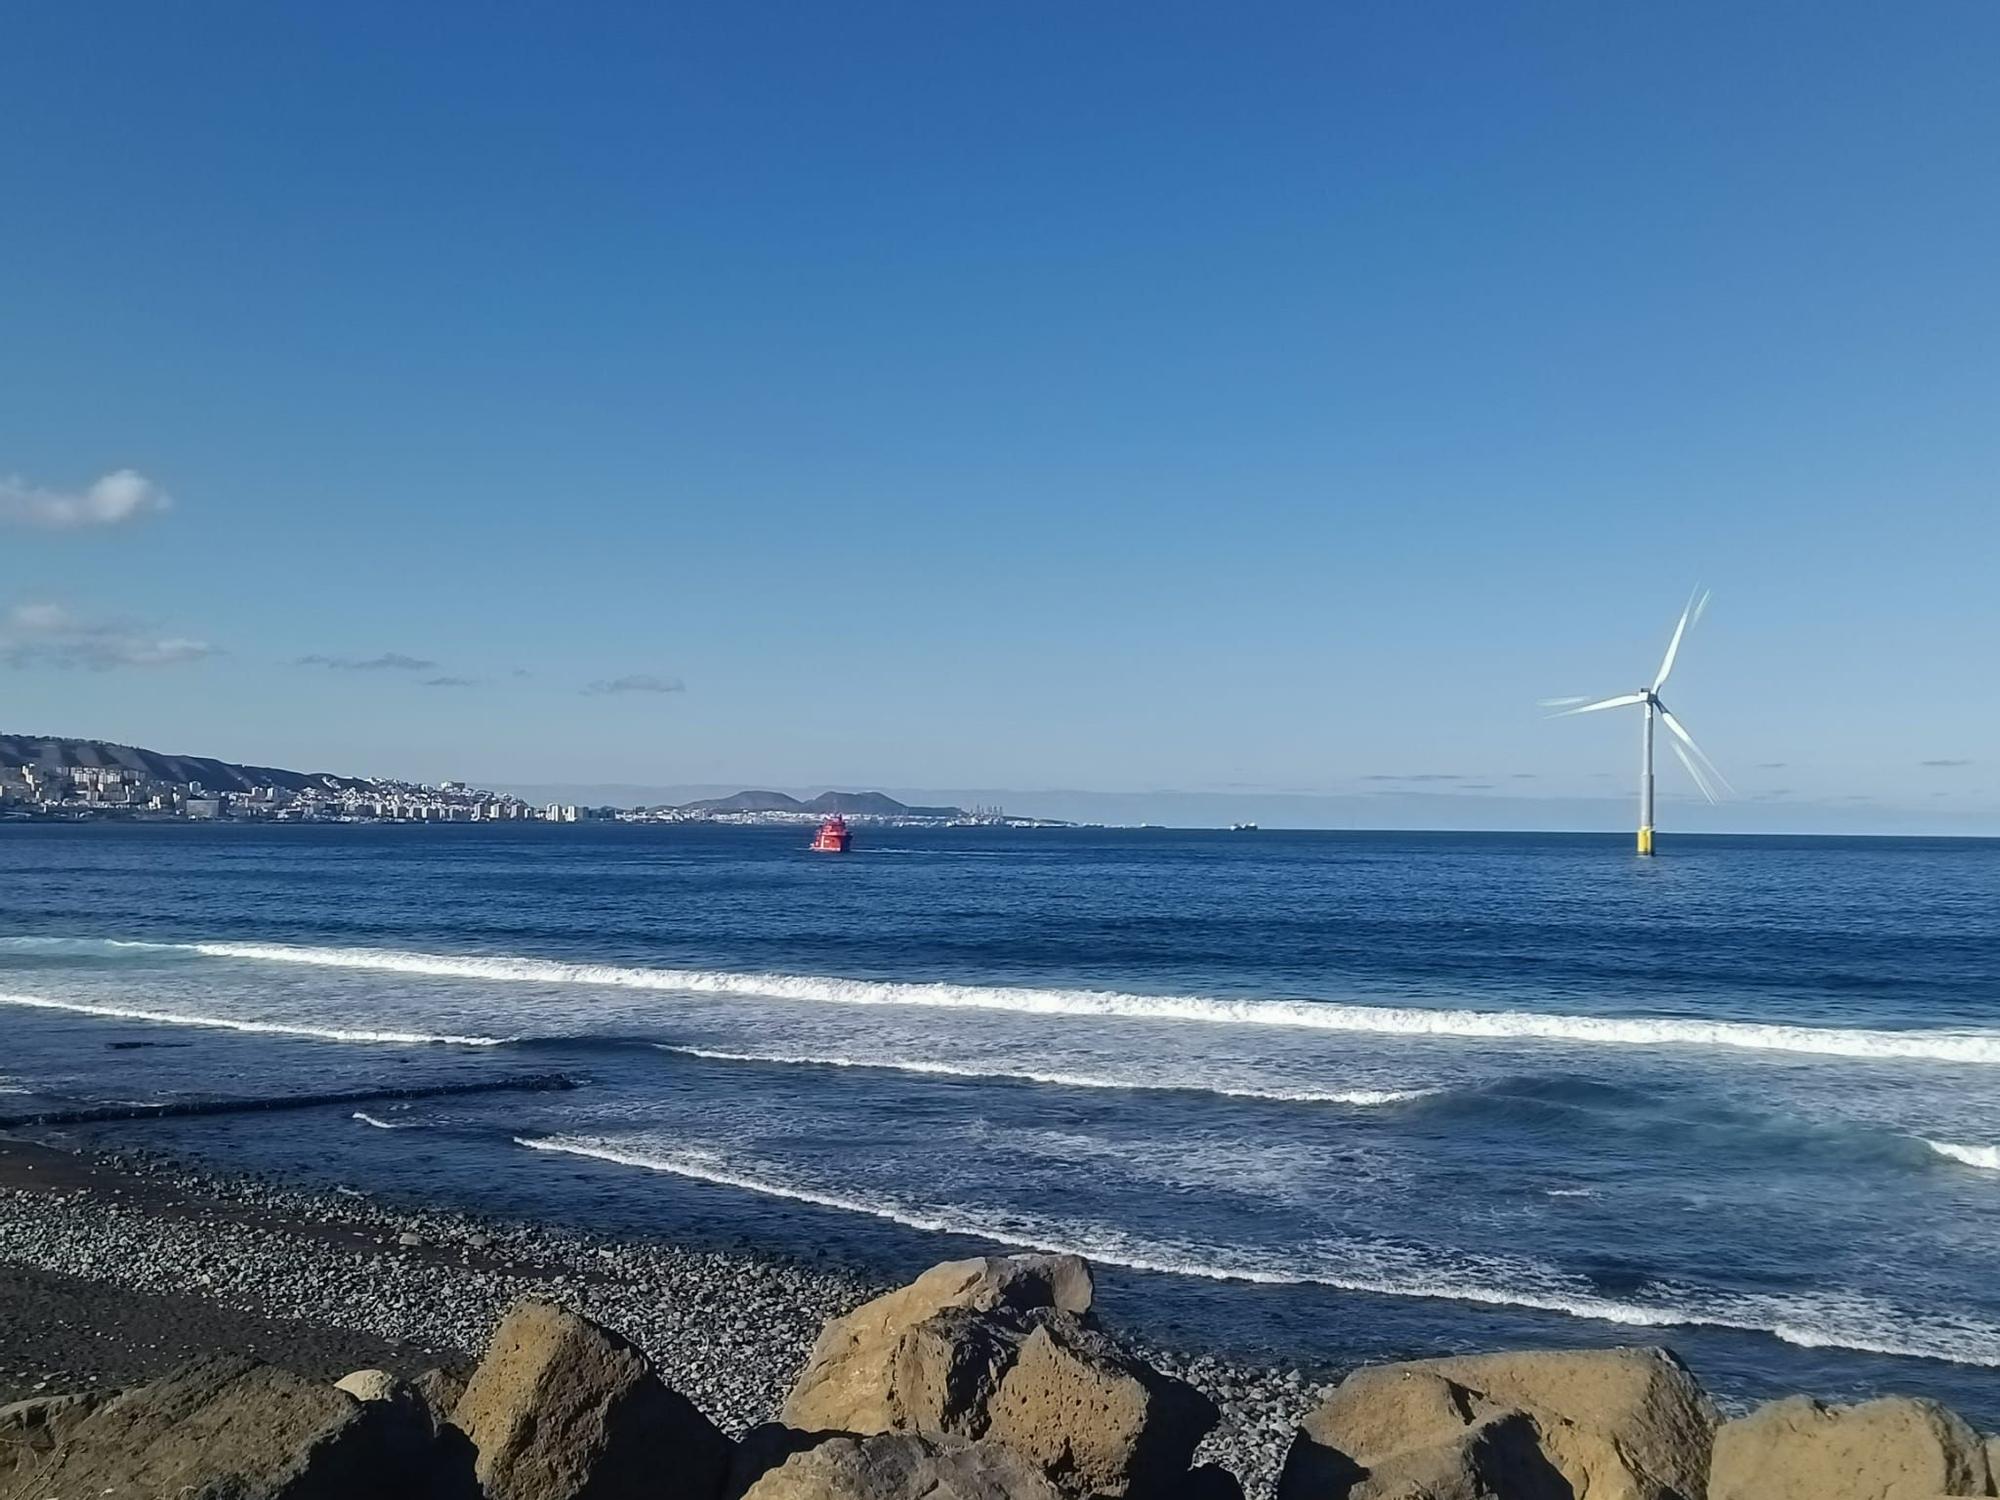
[2,823,1997,1424]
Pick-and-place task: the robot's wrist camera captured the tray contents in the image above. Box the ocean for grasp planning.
[2,822,1996,1422]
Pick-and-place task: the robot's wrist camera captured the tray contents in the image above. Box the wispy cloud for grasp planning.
[1757,761,1788,769]
[298,652,439,672]
[1,601,216,670]
[1509,773,1539,781]
[1920,758,1972,768]
[1362,772,1463,783]
[583,673,685,696]
[0,468,172,529]
[422,675,478,689]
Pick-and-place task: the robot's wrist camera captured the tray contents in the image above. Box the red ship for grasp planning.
[809,814,852,853]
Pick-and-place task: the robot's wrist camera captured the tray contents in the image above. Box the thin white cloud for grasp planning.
[583,673,685,696]
[298,652,439,672]
[1,601,216,671]
[0,468,172,529]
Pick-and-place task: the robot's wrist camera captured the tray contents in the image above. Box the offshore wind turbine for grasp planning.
[1543,590,1731,856]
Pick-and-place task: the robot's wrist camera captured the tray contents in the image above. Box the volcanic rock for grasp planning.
[784,1255,1093,1434]
[1279,1348,1715,1500]
[0,1356,421,1500]
[1709,1394,1994,1500]
[450,1298,732,1500]
[739,1431,1062,1500]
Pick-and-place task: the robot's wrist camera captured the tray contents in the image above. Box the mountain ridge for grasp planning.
[676,789,964,818]
[0,734,371,795]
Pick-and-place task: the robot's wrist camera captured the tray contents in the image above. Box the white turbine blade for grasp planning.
[1538,695,1594,707]
[1652,587,1708,691]
[1658,708,1734,795]
[1670,741,1720,805]
[1550,692,1645,717]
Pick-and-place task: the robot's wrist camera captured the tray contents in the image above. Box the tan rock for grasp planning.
[980,1315,1217,1499]
[1279,1348,1714,1500]
[0,1392,102,1485]
[1709,1394,1993,1500]
[1417,1348,1716,1500]
[335,1367,402,1403]
[412,1364,468,1432]
[1279,1368,1566,1500]
[0,1356,421,1500]
[740,1432,1062,1500]
[451,1298,731,1500]
[784,1255,1092,1433]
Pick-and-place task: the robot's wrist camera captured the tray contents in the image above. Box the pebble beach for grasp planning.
[0,1137,1322,1498]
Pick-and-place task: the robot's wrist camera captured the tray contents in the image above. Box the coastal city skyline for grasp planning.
[4,5,1995,833]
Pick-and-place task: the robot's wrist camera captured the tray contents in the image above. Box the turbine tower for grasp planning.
[1544,590,1730,856]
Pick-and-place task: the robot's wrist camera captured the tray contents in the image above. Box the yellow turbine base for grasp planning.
[1637,826,1655,856]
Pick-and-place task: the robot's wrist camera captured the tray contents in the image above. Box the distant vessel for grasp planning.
[809,815,852,853]
[1231,822,1259,832]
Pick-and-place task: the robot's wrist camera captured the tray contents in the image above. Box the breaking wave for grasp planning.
[0,991,506,1048]
[515,1134,2000,1366]
[1924,1140,2000,1172]
[655,1044,1429,1106]
[120,940,2000,1063]
[352,1111,423,1130]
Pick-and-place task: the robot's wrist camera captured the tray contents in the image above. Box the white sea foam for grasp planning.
[352,1111,423,1130]
[1923,1139,2000,1172]
[515,1133,2000,1366]
[656,1044,1429,1106]
[138,941,2000,1064]
[0,991,506,1048]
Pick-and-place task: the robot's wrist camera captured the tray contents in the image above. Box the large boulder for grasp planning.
[0,1357,424,1500]
[785,1255,1094,1434]
[450,1298,732,1500]
[1709,1394,1994,1500]
[740,1432,1062,1500]
[1279,1367,1568,1500]
[783,1256,1210,1499]
[1280,1348,1715,1500]
[0,1393,102,1486]
[975,1315,1218,1498]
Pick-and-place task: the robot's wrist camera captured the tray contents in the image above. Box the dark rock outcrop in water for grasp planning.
[5,1252,1999,1500]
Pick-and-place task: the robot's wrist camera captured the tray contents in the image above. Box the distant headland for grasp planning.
[0,734,1064,827]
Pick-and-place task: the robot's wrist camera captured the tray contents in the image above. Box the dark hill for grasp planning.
[0,734,370,795]
[681,789,964,818]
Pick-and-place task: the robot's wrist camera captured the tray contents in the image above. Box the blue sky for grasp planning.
[2,4,1994,829]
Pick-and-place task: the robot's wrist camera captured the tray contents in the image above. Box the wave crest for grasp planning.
[1924,1139,2000,1172]
[0,990,506,1048]
[656,1044,1428,1106]
[514,1133,2000,1367]
[138,941,2000,1064]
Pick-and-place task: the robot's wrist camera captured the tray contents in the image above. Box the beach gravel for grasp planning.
[0,1143,1323,1498]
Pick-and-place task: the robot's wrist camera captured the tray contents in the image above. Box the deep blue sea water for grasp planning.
[2,823,1997,1421]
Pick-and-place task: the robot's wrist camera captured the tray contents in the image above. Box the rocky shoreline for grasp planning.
[0,1139,1320,1495]
[6,1138,1997,1499]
